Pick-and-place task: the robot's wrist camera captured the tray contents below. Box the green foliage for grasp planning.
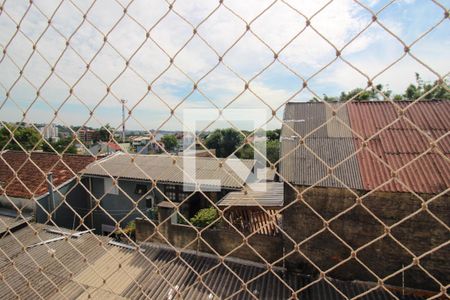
[42,137,77,154]
[338,84,392,102]
[221,128,243,156]
[205,128,243,157]
[0,124,42,150]
[161,134,178,151]
[266,129,281,141]
[98,123,112,142]
[190,207,219,228]
[237,144,254,160]
[122,220,136,235]
[266,140,280,164]
[312,74,449,102]
[397,73,450,100]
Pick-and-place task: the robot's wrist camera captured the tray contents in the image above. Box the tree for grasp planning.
[237,144,254,160]
[221,128,243,157]
[266,140,280,164]
[204,130,222,154]
[42,137,77,154]
[205,128,243,157]
[266,129,281,141]
[399,73,450,100]
[98,123,112,142]
[161,134,178,151]
[0,124,41,151]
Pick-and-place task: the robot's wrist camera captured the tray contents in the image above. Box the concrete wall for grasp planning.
[282,183,449,291]
[36,179,86,228]
[135,206,284,264]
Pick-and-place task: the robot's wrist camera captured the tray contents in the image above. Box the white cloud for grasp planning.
[0,0,448,130]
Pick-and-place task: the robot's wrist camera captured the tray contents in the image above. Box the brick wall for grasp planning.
[282,183,449,291]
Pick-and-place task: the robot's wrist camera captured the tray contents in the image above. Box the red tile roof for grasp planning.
[107,142,122,152]
[347,100,450,194]
[0,151,96,199]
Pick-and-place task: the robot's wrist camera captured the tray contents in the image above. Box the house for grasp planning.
[0,220,427,299]
[66,153,255,235]
[131,135,162,154]
[36,123,59,142]
[0,150,96,225]
[89,141,130,156]
[279,100,449,291]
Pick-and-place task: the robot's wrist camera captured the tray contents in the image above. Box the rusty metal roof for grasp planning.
[0,224,425,299]
[218,182,284,207]
[81,153,255,189]
[347,101,450,194]
[281,101,450,194]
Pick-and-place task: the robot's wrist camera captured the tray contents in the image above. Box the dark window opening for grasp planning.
[135,184,148,195]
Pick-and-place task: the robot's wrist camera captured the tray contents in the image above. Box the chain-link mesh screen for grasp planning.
[0,0,449,299]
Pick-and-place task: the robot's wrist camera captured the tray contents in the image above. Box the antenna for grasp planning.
[121,99,127,143]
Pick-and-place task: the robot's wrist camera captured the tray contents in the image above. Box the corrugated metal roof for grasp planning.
[281,101,449,194]
[0,224,425,299]
[280,102,364,189]
[0,214,30,235]
[81,153,255,189]
[347,101,450,194]
[218,182,284,207]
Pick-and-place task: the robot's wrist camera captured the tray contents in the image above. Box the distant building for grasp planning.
[36,123,59,141]
[89,141,130,156]
[76,127,98,145]
[131,134,163,154]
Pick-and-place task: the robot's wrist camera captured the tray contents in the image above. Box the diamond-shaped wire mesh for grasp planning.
[0,0,449,299]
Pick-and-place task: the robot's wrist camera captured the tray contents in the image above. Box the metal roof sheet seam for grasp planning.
[280,101,450,194]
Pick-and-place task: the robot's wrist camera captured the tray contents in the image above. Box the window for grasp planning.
[164,185,177,201]
[104,178,119,195]
[135,184,147,195]
[145,195,154,208]
[164,185,192,202]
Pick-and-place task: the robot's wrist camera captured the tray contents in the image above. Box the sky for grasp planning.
[0,0,449,132]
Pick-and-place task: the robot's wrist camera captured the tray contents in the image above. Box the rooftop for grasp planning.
[0,151,96,199]
[0,224,426,299]
[218,182,284,207]
[280,101,450,194]
[81,153,255,189]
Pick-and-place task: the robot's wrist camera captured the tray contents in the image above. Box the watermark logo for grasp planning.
[181,108,270,192]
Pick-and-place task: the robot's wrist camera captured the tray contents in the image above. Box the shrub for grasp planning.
[122,220,136,235]
[190,207,218,228]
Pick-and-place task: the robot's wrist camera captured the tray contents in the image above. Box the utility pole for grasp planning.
[121,99,126,143]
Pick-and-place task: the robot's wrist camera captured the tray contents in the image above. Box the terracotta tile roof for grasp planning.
[0,151,96,199]
[281,101,450,194]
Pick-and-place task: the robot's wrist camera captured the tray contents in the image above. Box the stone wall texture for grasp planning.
[282,184,449,292]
